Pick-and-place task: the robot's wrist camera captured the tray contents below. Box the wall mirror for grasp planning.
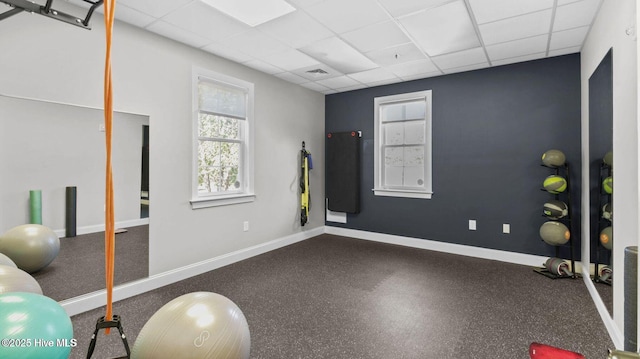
[0,94,149,302]
[588,48,613,315]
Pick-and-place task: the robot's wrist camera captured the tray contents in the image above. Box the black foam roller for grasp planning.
[65,186,77,238]
[625,246,638,351]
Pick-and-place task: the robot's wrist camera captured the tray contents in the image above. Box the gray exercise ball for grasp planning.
[539,221,570,246]
[131,292,250,359]
[0,253,16,268]
[0,224,60,273]
[0,264,43,295]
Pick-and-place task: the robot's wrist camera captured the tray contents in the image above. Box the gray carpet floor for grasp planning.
[32,225,149,301]
[70,234,614,359]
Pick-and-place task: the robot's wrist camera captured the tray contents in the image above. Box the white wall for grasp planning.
[0,6,325,276]
[0,96,148,233]
[581,0,637,347]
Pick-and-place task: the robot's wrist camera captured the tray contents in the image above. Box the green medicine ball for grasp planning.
[603,151,613,167]
[540,221,570,246]
[543,200,568,219]
[602,176,613,194]
[602,203,612,221]
[541,149,566,168]
[600,226,613,250]
[543,175,567,194]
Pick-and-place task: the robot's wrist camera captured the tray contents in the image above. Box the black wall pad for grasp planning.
[326,131,360,213]
[65,186,77,238]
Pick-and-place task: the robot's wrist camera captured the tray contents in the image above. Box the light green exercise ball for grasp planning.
[543,175,567,194]
[0,265,42,295]
[602,176,613,194]
[0,224,59,273]
[132,292,250,359]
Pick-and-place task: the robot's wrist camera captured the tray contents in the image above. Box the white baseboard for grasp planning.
[53,218,150,238]
[583,274,624,349]
[60,226,324,316]
[324,226,549,267]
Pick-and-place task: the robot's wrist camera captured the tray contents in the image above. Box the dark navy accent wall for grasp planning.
[325,54,581,258]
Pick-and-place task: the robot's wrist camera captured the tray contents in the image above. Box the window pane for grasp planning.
[404,101,425,120]
[403,166,424,187]
[199,80,246,118]
[404,146,424,166]
[198,140,242,194]
[199,114,240,140]
[383,122,404,145]
[381,103,404,122]
[384,147,404,166]
[404,121,425,144]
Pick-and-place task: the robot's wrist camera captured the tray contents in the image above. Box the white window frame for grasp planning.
[190,67,255,209]
[373,90,433,199]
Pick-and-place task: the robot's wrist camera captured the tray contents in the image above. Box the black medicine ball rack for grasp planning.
[594,161,612,285]
[534,162,578,279]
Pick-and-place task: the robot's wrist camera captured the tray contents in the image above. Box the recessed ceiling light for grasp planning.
[201,0,296,27]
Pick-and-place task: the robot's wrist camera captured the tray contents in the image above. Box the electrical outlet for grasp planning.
[99,123,105,132]
[469,220,476,231]
[243,221,249,232]
[503,224,510,234]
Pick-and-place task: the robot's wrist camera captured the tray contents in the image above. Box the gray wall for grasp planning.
[325,54,581,258]
[0,5,325,276]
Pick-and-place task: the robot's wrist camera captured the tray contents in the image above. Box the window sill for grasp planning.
[190,193,255,209]
[373,188,432,199]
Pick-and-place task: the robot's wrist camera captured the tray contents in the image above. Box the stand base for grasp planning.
[86,315,131,359]
[533,267,578,279]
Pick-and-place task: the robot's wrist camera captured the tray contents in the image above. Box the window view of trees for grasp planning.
[197,113,242,193]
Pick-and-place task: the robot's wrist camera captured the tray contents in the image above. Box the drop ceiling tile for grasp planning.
[305,0,389,34]
[315,75,361,89]
[220,29,292,59]
[117,0,193,18]
[300,37,379,74]
[554,0,601,32]
[557,0,582,5]
[468,0,554,24]
[274,72,309,85]
[377,0,454,18]
[112,4,157,27]
[256,11,334,48]
[431,47,487,70]
[549,26,589,50]
[348,68,398,84]
[443,62,490,74]
[485,34,548,61]
[342,21,410,53]
[365,43,426,67]
[491,52,546,66]
[479,9,552,45]
[399,0,480,56]
[336,83,368,92]
[160,1,250,42]
[323,89,339,95]
[286,0,326,9]
[202,42,254,63]
[299,82,330,92]
[548,45,581,57]
[399,71,442,81]
[243,59,284,74]
[386,59,439,77]
[262,49,320,71]
[146,21,212,48]
[367,78,403,87]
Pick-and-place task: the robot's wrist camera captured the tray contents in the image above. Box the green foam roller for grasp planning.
[29,190,42,225]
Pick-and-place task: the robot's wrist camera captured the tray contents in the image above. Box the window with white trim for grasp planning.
[373,90,432,199]
[191,68,255,209]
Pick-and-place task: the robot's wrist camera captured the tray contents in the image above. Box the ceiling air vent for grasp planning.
[306,68,329,76]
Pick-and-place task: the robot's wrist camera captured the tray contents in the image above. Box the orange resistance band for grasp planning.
[103,0,116,335]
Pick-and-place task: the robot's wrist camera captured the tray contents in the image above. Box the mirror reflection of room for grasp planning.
[588,49,613,316]
[0,94,149,301]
